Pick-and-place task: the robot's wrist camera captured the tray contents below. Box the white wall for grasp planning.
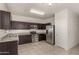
[0,3,7,11]
[67,10,79,49]
[45,17,55,25]
[55,9,79,50]
[55,9,68,50]
[11,14,54,24]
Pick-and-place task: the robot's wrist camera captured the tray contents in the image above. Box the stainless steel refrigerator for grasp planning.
[46,25,55,45]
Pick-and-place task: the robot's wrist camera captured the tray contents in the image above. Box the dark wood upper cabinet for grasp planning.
[37,24,46,29]
[0,12,2,28]
[0,10,11,29]
[12,22,25,29]
[30,25,37,29]
[11,21,47,29]
[24,23,31,29]
[11,21,31,29]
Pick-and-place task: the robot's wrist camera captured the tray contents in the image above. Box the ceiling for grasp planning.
[5,3,79,19]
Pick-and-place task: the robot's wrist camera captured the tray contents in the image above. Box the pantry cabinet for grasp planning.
[0,10,11,29]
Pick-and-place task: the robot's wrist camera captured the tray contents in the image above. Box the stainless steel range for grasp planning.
[30,31,39,43]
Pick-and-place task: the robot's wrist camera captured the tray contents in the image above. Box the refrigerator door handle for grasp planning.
[46,30,48,34]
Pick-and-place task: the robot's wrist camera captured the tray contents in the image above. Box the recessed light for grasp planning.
[30,9,45,15]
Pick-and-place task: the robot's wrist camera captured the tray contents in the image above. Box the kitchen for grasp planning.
[0,3,55,55]
[0,3,79,55]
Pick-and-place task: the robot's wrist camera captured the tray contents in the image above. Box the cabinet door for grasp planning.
[11,22,17,29]
[37,24,41,29]
[39,34,46,41]
[0,11,2,28]
[19,35,32,45]
[7,41,18,55]
[24,23,31,29]
[0,41,18,55]
[41,24,46,29]
[38,24,46,29]
[1,11,11,29]
[12,21,25,29]
[16,22,25,29]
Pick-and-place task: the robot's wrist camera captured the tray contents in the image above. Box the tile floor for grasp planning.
[18,41,79,55]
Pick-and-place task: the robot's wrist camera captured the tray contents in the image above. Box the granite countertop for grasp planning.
[0,30,46,43]
[0,34,19,43]
[0,32,9,39]
[9,30,31,35]
[9,30,46,35]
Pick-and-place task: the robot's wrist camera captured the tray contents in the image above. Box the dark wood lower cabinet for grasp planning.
[0,41,18,55]
[19,35,32,45]
[39,34,46,41]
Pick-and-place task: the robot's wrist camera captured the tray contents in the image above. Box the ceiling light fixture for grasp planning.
[30,9,45,15]
[48,3,52,6]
